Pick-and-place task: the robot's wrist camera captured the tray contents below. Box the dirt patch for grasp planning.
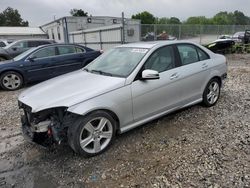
[0,55,249,187]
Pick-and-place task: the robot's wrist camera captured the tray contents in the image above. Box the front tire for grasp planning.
[0,71,23,90]
[68,111,116,157]
[202,78,221,107]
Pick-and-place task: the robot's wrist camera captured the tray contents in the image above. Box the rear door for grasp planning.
[51,45,86,77]
[131,45,183,121]
[175,43,211,106]
[25,46,57,82]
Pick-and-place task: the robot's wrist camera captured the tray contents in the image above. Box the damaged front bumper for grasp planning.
[19,102,70,147]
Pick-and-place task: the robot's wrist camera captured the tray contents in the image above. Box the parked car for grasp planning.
[18,41,227,157]
[0,39,12,47]
[0,39,55,61]
[205,39,235,54]
[0,43,101,90]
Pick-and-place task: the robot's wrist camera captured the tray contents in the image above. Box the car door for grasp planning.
[131,45,183,122]
[175,44,211,106]
[25,46,57,82]
[52,45,85,77]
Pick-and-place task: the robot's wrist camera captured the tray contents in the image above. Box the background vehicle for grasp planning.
[18,41,227,157]
[0,39,12,47]
[205,39,235,54]
[0,43,101,90]
[0,39,55,61]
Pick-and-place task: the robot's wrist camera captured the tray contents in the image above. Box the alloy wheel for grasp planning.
[79,117,113,154]
[207,81,220,105]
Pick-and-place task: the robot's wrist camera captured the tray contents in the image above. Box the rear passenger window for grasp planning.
[75,47,85,53]
[197,48,209,61]
[58,46,76,55]
[39,41,51,45]
[177,45,199,65]
[144,46,175,73]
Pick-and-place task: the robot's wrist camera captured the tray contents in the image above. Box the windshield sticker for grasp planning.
[131,49,148,53]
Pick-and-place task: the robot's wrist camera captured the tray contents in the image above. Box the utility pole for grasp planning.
[122,12,125,44]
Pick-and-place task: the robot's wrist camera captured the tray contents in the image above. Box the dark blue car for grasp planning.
[0,44,101,90]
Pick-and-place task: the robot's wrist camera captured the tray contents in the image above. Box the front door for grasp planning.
[131,45,183,122]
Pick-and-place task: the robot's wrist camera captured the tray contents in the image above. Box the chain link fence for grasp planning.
[141,24,250,44]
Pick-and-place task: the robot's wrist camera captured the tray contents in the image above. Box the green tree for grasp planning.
[132,11,156,24]
[70,9,88,17]
[185,16,211,25]
[0,7,28,26]
[168,17,181,24]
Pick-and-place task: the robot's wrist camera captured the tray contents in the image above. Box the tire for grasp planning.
[202,78,221,107]
[67,111,117,157]
[0,71,24,91]
[0,56,7,62]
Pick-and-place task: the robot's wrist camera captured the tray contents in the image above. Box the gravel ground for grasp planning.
[0,54,249,188]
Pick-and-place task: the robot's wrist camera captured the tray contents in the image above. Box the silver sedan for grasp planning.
[18,41,227,157]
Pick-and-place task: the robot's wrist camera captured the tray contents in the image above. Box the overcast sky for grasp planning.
[0,0,249,27]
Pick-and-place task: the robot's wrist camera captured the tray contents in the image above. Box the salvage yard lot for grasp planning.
[0,54,249,187]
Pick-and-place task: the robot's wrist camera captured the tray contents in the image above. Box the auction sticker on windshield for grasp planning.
[131,48,148,53]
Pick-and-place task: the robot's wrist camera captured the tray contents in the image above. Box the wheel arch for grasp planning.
[0,69,25,82]
[78,108,121,133]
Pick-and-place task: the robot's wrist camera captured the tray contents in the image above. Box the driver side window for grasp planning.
[31,47,56,59]
[144,46,175,73]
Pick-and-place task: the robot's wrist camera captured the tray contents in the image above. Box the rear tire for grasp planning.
[0,71,23,91]
[67,111,116,157]
[202,78,221,107]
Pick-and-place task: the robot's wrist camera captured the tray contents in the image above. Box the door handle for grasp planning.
[202,63,208,69]
[170,73,179,80]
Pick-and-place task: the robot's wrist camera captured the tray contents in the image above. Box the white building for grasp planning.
[40,16,141,44]
[0,27,47,42]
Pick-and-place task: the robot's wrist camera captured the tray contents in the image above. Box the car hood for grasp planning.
[19,70,126,113]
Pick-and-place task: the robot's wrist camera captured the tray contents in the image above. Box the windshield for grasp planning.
[86,47,148,77]
[13,47,36,61]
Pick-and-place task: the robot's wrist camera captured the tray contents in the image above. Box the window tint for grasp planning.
[177,45,199,65]
[197,48,209,61]
[32,47,56,59]
[144,46,175,73]
[0,42,6,47]
[58,46,76,55]
[28,41,40,47]
[75,47,85,53]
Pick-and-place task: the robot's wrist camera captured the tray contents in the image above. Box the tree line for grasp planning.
[131,11,250,25]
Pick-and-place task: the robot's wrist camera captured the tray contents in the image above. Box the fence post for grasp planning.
[178,25,181,40]
[199,24,202,44]
[99,30,102,50]
[154,24,157,41]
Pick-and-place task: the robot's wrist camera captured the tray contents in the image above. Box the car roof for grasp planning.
[117,40,197,49]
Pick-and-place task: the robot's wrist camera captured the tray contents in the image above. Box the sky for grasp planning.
[0,0,250,27]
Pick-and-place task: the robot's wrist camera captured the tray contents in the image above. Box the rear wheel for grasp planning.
[68,111,116,157]
[0,71,23,90]
[202,78,221,107]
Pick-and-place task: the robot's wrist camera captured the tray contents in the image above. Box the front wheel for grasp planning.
[68,111,116,157]
[202,78,221,107]
[0,71,23,90]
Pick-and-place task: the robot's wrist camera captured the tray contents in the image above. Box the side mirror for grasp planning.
[141,69,160,80]
[27,57,35,62]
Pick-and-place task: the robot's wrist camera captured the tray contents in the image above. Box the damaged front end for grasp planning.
[19,102,76,147]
